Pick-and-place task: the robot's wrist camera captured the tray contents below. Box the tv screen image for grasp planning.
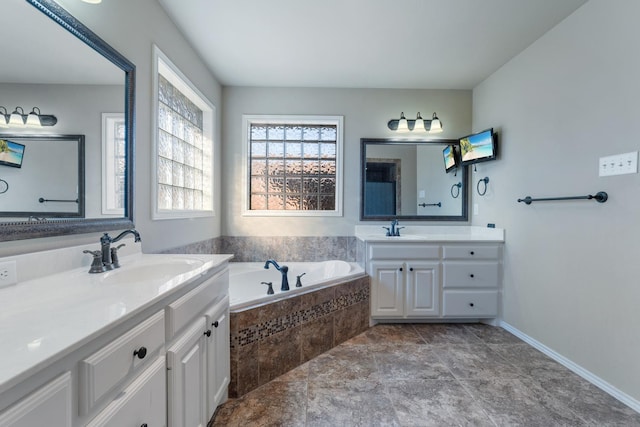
[459,128,496,165]
[0,139,25,168]
[442,145,457,173]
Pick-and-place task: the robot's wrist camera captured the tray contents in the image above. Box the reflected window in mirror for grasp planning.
[153,45,215,220]
[102,113,125,215]
[242,115,344,217]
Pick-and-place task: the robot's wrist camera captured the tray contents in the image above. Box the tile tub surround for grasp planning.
[229,275,370,398]
[159,236,360,263]
[213,324,640,426]
[219,236,358,262]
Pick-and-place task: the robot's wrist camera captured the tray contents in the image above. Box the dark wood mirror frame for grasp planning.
[360,138,469,222]
[0,0,135,242]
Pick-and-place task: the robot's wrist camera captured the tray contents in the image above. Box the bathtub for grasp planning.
[228,260,365,310]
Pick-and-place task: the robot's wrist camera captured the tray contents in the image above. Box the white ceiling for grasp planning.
[1,0,122,85]
[158,0,587,90]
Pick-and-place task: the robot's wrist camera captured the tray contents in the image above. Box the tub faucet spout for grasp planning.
[264,259,290,291]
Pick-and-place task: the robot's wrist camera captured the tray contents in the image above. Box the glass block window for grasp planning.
[244,116,343,216]
[102,113,126,215]
[154,46,214,219]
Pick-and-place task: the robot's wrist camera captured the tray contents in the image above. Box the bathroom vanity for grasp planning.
[356,226,504,322]
[0,244,232,427]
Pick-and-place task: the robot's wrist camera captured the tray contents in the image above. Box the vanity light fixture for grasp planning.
[1,106,57,128]
[396,112,410,132]
[9,107,26,127]
[0,107,8,128]
[25,107,42,127]
[388,111,444,134]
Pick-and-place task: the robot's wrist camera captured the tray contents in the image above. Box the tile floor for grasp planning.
[211,323,640,427]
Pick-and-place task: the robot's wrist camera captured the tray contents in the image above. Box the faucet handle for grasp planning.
[110,244,126,269]
[382,226,391,236]
[83,250,106,274]
[295,273,306,288]
[261,281,274,295]
[395,226,405,236]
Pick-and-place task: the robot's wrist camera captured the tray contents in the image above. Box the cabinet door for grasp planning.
[370,261,404,317]
[405,261,440,317]
[204,296,230,417]
[0,373,71,427]
[86,357,166,427]
[167,317,208,427]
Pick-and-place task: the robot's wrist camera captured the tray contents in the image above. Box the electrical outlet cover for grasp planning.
[0,260,18,288]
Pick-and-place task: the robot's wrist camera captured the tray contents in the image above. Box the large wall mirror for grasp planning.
[360,138,468,221]
[0,0,135,241]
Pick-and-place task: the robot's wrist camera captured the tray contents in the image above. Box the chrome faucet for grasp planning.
[100,229,141,270]
[264,259,290,291]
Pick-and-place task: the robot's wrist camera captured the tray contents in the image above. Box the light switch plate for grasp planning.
[599,151,638,176]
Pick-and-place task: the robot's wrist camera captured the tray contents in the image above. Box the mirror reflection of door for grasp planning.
[365,159,401,215]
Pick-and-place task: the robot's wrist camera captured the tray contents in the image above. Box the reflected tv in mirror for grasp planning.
[442,145,458,173]
[459,128,497,166]
[0,139,25,168]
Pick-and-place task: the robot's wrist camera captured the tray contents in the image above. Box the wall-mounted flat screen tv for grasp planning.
[442,145,458,173]
[459,128,497,166]
[0,139,25,168]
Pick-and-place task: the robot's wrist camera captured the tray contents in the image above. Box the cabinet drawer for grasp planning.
[443,262,499,288]
[79,310,165,415]
[442,290,498,317]
[369,244,440,260]
[166,268,228,340]
[442,245,500,260]
[86,356,166,427]
[0,372,72,427]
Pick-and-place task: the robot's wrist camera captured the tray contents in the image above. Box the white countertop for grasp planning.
[354,225,505,242]
[0,251,232,395]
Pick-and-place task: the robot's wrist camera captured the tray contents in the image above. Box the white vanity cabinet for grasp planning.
[369,244,440,318]
[0,252,232,427]
[166,268,230,427]
[442,245,501,317]
[205,296,231,416]
[167,318,208,427]
[86,357,166,427]
[0,373,71,427]
[360,229,504,321]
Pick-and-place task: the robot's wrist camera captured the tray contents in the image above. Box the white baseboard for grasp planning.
[499,321,640,414]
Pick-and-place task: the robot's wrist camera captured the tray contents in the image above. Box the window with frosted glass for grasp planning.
[249,124,337,210]
[157,74,208,211]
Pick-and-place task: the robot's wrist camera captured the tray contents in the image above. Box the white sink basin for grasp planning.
[100,257,205,284]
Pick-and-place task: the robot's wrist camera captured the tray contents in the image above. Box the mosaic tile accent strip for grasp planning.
[232,286,368,348]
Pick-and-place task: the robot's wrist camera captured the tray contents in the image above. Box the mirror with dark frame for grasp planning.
[0,0,135,242]
[360,138,468,221]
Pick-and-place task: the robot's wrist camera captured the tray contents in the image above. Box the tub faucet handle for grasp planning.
[261,281,274,295]
[295,273,306,288]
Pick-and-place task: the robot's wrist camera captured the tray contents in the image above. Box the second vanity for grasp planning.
[0,241,232,427]
[356,225,505,322]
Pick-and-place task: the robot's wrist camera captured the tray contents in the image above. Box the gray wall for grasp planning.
[2,0,223,256]
[0,83,123,219]
[222,87,471,235]
[472,0,640,401]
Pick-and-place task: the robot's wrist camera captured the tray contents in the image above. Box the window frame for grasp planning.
[101,112,125,215]
[152,45,216,220]
[242,114,344,217]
